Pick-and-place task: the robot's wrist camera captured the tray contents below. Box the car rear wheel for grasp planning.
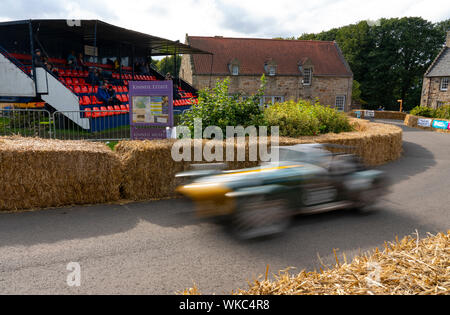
[231,196,290,240]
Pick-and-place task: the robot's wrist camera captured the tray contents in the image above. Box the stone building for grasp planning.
[421,31,450,108]
[179,36,353,111]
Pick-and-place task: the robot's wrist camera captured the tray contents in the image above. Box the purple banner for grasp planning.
[129,81,174,140]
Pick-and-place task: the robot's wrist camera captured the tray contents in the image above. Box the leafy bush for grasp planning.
[434,105,450,120]
[180,76,266,136]
[264,100,353,137]
[410,105,450,120]
[180,77,353,138]
[410,106,436,118]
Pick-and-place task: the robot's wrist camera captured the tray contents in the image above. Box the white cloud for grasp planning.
[0,0,448,42]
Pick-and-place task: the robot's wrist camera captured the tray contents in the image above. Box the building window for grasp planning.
[268,66,276,76]
[440,78,449,91]
[228,58,240,76]
[303,68,312,85]
[335,95,346,112]
[232,65,239,76]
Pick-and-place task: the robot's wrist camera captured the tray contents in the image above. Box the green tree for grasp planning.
[298,17,446,110]
[154,55,182,76]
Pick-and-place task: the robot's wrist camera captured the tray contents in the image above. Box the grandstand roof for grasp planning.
[0,19,211,56]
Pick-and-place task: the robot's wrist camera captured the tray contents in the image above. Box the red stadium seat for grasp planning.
[123,86,128,93]
[123,95,129,102]
[87,85,93,93]
[120,105,127,113]
[82,96,91,105]
[107,106,115,116]
[117,86,124,93]
[100,106,108,117]
[84,108,92,118]
[92,96,101,105]
[114,105,121,114]
[81,86,88,94]
[73,86,81,94]
[92,107,101,118]
[66,78,73,85]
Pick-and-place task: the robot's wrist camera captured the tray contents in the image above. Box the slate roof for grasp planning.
[426,47,450,77]
[187,36,353,77]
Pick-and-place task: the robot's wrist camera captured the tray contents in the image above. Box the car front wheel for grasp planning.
[230,196,290,240]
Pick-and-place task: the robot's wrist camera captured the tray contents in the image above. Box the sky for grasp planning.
[0,0,448,43]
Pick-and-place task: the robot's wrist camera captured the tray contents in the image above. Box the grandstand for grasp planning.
[0,20,209,132]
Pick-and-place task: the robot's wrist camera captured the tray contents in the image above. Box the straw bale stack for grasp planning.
[117,119,402,201]
[404,114,450,134]
[0,137,122,211]
[182,231,450,295]
[350,110,407,120]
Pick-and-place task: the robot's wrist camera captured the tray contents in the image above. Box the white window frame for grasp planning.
[335,95,346,112]
[303,68,312,86]
[232,65,239,76]
[268,65,276,76]
[440,77,449,91]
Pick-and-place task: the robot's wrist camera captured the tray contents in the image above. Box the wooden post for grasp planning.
[397,100,403,112]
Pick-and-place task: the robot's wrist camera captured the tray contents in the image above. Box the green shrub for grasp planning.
[434,105,450,120]
[264,100,353,137]
[410,106,436,118]
[180,76,266,137]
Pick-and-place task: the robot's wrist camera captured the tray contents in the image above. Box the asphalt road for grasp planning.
[0,120,449,295]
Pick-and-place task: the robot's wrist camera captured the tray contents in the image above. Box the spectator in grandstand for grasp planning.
[77,53,87,71]
[165,72,173,81]
[67,51,77,69]
[97,81,121,106]
[48,64,59,77]
[33,49,44,67]
[106,84,121,105]
[97,68,105,86]
[87,68,104,86]
[87,68,97,85]
[114,59,120,71]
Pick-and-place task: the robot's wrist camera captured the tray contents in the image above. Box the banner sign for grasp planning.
[129,81,174,140]
[84,45,98,57]
[365,110,375,118]
[355,111,362,119]
[417,118,432,128]
[432,120,449,130]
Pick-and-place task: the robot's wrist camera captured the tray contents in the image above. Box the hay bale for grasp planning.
[116,139,260,200]
[404,114,450,133]
[117,120,402,201]
[351,110,406,120]
[182,231,450,295]
[0,137,122,211]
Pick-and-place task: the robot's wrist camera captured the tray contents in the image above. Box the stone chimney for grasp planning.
[447,31,450,47]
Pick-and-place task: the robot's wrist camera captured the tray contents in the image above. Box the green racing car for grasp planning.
[176,144,389,239]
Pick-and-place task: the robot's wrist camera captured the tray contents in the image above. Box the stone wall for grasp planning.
[181,71,353,112]
[421,77,450,108]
